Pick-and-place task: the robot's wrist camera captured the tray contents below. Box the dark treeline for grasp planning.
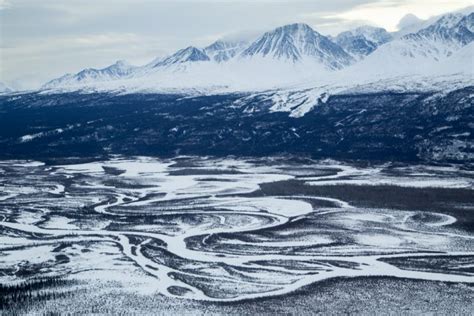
[0,277,73,310]
[0,87,472,164]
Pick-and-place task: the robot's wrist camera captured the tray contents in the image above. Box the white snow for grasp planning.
[1,157,473,302]
[19,128,66,143]
[38,8,473,112]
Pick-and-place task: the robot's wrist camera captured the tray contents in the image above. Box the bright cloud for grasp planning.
[324,0,473,31]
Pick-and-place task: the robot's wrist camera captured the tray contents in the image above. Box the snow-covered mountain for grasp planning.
[204,40,247,62]
[334,26,393,59]
[41,23,354,90]
[41,7,473,95]
[241,23,353,69]
[154,46,210,68]
[351,11,473,76]
[43,60,135,89]
[407,11,474,47]
[43,47,212,89]
[437,41,474,73]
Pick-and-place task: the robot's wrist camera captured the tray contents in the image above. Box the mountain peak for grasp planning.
[182,46,206,54]
[434,12,467,29]
[269,23,322,41]
[404,11,474,46]
[334,26,392,60]
[277,23,315,33]
[156,46,210,67]
[42,61,135,89]
[113,60,130,67]
[204,40,248,62]
[175,46,210,62]
[337,26,392,45]
[354,9,474,77]
[241,22,353,69]
[39,8,473,93]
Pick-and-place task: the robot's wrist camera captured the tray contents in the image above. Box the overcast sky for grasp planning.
[1,0,472,89]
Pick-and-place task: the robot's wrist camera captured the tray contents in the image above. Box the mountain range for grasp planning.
[1,7,472,164]
[34,7,473,95]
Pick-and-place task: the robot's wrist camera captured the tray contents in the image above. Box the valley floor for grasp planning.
[0,156,473,314]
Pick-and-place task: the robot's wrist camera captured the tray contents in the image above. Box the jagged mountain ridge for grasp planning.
[155,46,210,67]
[204,40,248,62]
[42,23,357,89]
[402,12,474,54]
[43,60,135,89]
[240,23,354,69]
[334,26,393,59]
[40,8,473,93]
[352,11,474,77]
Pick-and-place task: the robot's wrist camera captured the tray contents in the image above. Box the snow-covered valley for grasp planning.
[0,156,473,313]
[2,3,474,315]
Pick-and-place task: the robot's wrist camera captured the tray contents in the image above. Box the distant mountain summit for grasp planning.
[335,26,393,59]
[205,40,247,62]
[241,23,353,69]
[405,12,474,47]
[154,46,210,67]
[43,60,135,89]
[359,11,473,74]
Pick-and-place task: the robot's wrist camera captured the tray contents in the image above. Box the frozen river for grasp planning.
[1,156,473,311]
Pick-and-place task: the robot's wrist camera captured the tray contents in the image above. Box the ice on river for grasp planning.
[0,156,473,302]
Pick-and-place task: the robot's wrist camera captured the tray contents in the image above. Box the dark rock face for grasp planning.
[0,87,472,163]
